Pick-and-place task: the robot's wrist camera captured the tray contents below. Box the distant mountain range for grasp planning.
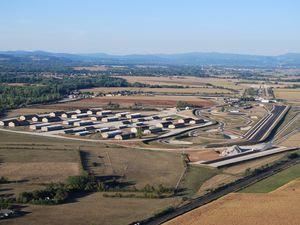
[0,50,300,67]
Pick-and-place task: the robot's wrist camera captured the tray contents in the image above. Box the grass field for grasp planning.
[240,162,300,193]
[164,179,300,225]
[179,165,219,197]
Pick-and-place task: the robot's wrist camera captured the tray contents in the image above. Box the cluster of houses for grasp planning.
[0,107,206,140]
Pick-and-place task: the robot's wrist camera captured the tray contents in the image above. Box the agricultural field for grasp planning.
[240,161,300,193]
[80,86,233,94]
[118,75,242,90]
[274,88,300,103]
[164,179,300,225]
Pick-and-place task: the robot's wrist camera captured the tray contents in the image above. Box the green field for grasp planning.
[240,162,300,193]
[179,165,219,197]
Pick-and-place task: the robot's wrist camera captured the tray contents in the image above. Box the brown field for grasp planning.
[80,87,233,94]
[274,88,300,102]
[188,150,220,162]
[49,96,214,109]
[0,162,80,183]
[165,179,300,225]
[281,132,300,147]
[197,174,239,195]
[223,153,286,175]
[4,193,180,225]
[118,75,242,90]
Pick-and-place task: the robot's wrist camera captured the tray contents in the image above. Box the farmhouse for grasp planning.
[126,113,142,119]
[49,111,65,117]
[64,128,85,134]
[168,123,185,129]
[8,120,30,127]
[101,116,119,122]
[29,123,51,130]
[189,119,205,124]
[115,132,136,140]
[156,121,173,128]
[84,126,96,131]
[178,117,194,124]
[19,114,36,121]
[73,121,94,127]
[41,125,64,132]
[143,127,163,135]
[102,130,122,138]
[71,113,89,119]
[42,116,61,123]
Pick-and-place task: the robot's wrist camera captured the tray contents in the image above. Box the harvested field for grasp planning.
[165,179,300,225]
[0,162,80,183]
[188,150,220,162]
[118,76,241,90]
[197,174,239,195]
[71,96,214,107]
[281,132,300,147]
[274,88,300,102]
[223,153,286,175]
[4,192,180,225]
[80,87,233,94]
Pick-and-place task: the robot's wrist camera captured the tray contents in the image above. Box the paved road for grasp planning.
[134,157,300,225]
[247,105,287,142]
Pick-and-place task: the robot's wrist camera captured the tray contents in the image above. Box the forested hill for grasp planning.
[1,51,300,68]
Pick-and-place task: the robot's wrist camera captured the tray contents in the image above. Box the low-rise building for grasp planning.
[0,118,18,126]
[96,110,113,116]
[75,109,89,114]
[62,119,81,125]
[90,116,103,121]
[168,123,185,129]
[42,116,61,123]
[189,119,205,124]
[131,125,149,133]
[102,130,122,138]
[95,127,110,133]
[126,113,142,119]
[49,111,65,117]
[29,123,51,130]
[143,127,163,135]
[75,131,91,136]
[115,112,130,118]
[87,108,102,115]
[71,113,89,119]
[73,121,94,127]
[19,114,36,121]
[156,121,173,128]
[178,117,194,124]
[115,132,136,140]
[41,125,64,132]
[61,111,77,118]
[8,120,30,127]
[102,116,119,122]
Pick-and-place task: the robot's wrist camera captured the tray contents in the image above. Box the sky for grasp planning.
[0,0,299,55]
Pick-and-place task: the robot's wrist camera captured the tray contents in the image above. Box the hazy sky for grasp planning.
[0,0,299,55]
